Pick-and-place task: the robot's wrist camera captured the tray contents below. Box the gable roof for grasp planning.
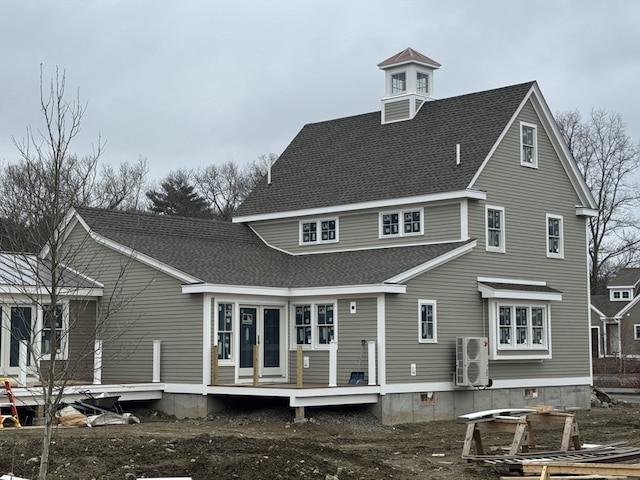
[608,268,640,288]
[236,82,536,219]
[74,207,473,290]
[0,252,103,295]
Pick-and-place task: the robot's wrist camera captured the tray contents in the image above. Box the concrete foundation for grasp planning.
[152,393,226,419]
[371,384,591,425]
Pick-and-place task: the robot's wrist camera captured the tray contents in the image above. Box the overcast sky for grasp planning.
[1,0,639,187]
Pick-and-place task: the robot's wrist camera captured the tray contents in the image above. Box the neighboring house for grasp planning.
[52,48,596,424]
[0,252,103,382]
[591,268,640,359]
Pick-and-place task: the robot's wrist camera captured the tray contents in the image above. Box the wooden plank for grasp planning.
[458,408,536,422]
[501,476,628,480]
[523,461,640,476]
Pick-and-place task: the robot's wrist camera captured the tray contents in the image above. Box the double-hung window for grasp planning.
[546,214,563,258]
[486,206,505,252]
[521,122,538,167]
[42,304,64,358]
[380,208,423,237]
[293,302,336,349]
[300,218,338,245]
[217,303,234,361]
[391,72,406,94]
[418,300,437,343]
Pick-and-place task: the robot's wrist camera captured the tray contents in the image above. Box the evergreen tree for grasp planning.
[146,174,211,218]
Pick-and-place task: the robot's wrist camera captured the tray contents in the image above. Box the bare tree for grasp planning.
[556,109,640,292]
[96,155,149,210]
[0,67,141,480]
[194,154,277,221]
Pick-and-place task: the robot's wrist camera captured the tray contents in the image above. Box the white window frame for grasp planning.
[299,218,339,245]
[215,301,235,365]
[418,300,437,343]
[379,208,424,238]
[546,214,564,258]
[291,301,337,350]
[610,289,633,301]
[488,299,551,360]
[635,324,640,340]
[40,303,69,361]
[391,71,406,94]
[485,205,505,253]
[520,121,538,168]
[416,71,429,95]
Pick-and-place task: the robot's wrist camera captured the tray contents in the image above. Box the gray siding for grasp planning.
[63,225,204,384]
[384,100,591,385]
[252,202,461,254]
[289,297,377,384]
[384,99,410,122]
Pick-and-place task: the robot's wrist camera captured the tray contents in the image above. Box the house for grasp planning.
[591,268,640,359]
[33,48,597,424]
[0,252,103,382]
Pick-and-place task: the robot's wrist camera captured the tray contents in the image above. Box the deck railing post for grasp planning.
[253,345,259,386]
[93,339,103,385]
[211,345,218,385]
[18,340,28,386]
[152,340,161,383]
[296,345,303,388]
[367,341,376,385]
[328,340,337,387]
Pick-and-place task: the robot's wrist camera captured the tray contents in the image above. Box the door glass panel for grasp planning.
[263,309,280,368]
[239,308,256,369]
[11,307,32,367]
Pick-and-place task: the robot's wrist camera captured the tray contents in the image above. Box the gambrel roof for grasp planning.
[73,207,474,290]
[235,81,596,221]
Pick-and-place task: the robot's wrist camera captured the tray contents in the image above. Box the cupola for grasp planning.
[378,48,441,124]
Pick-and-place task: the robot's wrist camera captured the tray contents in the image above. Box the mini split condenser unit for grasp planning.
[455,337,489,387]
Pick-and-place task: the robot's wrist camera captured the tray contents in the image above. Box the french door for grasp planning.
[238,306,284,378]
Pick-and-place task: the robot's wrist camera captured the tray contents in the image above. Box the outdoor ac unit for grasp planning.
[455,337,489,387]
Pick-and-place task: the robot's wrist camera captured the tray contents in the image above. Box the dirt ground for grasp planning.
[1,400,639,480]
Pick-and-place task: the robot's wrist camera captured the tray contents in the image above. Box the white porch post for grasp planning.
[18,340,28,386]
[153,339,161,383]
[93,339,103,385]
[367,341,376,385]
[328,340,337,387]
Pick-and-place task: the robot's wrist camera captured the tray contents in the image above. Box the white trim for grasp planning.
[610,288,633,302]
[376,294,386,388]
[520,121,538,168]
[485,205,505,253]
[0,286,103,297]
[290,300,337,350]
[203,295,212,385]
[477,277,547,286]
[478,284,562,301]
[546,214,564,259]
[618,294,640,317]
[590,304,608,319]
[181,283,406,296]
[576,207,598,217]
[299,217,339,245]
[385,240,476,283]
[460,200,469,240]
[233,189,487,223]
[283,238,469,257]
[378,207,424,238]
[418,299,437,343]
[466,84,597,211]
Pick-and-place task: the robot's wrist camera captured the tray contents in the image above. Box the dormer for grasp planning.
[378,48,441,124]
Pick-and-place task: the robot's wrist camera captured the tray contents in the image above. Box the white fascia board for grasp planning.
[89,231,202,284]
[182,283,406,296]
[39,206,80,259]
[0,286,103,297]
[590,304,608,320]
[477,276,547,286]
[466,84,597,211]
[477,284,562,301]
[232,190,487,223]
[576,207,598,217]
[618,294,640,317]
[384,240,476,283]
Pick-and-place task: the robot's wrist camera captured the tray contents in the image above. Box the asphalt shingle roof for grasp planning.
[235,81,535,218]
[591,294,622,318]
[76,207,472,288]
[608,268,640,288]
[0,252,101,289]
